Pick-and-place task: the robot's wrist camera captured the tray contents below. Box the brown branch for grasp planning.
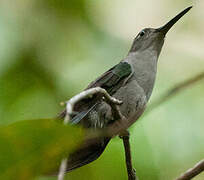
[144,72,204,180]
[66,87,123,118]
[175,159,204,180]
[145,72,204,180]
[120,130,138,180]
[146,71,204,114]
[58,87,124,180]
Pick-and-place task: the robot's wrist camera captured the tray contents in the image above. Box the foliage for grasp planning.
[0,119,84,180]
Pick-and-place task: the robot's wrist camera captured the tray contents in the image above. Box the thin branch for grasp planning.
[66,87,122,116]
[146,72,204,180]
[147,72,204,114]
[175,159,204,180]
[58,87,123,180]
[58,159,69,180]
[58,102,71,180]
[120,130,138,180]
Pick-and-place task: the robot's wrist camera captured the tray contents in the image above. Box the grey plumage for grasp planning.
[58,6,192,172]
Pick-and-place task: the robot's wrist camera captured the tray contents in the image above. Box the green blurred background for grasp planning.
[0,0,203,179]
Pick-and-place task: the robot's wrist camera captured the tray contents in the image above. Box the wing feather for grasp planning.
[58,62,132,122]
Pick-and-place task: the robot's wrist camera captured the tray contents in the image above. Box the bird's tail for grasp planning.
[66,136,111,172]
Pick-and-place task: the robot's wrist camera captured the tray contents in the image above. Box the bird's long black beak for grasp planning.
[157,6,192,35]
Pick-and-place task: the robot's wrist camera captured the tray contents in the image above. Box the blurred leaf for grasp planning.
[0,119,84,180]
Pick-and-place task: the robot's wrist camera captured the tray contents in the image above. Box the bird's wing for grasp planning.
[58,62,133,124]
[86,61,132,94]
[69,62,132,124]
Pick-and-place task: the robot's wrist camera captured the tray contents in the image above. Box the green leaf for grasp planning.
[0,119,84,180]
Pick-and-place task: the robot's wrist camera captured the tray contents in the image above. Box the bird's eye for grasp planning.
[139,30,145,37]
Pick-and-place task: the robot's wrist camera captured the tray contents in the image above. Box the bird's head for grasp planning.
[129,6,192,56]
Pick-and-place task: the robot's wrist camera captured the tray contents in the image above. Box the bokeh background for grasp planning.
[0,0,203,179]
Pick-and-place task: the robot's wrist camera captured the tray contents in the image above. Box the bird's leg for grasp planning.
[119,130,138,180]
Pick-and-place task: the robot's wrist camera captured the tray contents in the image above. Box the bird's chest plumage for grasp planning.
[113,79,147,118]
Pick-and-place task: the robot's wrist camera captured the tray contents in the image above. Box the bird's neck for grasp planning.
[125,50,158,100]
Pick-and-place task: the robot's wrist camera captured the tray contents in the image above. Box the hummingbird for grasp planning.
[59,6,192,172]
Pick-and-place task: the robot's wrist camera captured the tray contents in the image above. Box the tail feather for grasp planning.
[66,137,110,172]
